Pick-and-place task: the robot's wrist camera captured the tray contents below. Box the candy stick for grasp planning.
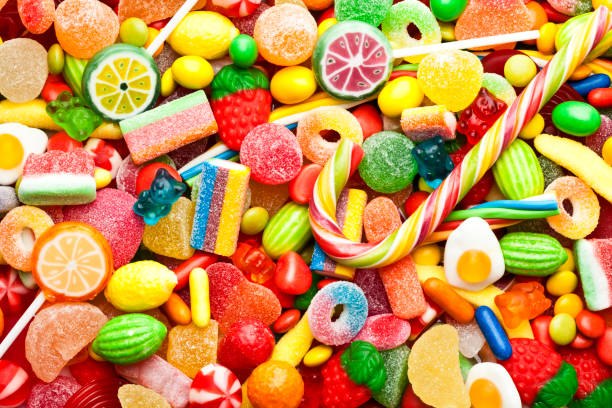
[145,0,199,56]
[310,7,612,269]
[392,30,540,59]
[0,292,45,358]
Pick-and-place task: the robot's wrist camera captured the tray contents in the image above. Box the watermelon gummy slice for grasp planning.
[574,238,612,311]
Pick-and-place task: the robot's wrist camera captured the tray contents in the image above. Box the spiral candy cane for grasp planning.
[309,7,612,269]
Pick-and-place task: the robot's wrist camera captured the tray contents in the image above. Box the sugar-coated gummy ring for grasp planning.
[544,176,600,240]
[308,8,612,269]
[307,281,368,345]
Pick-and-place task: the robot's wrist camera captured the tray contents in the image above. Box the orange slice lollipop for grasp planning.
[31,222,114,302]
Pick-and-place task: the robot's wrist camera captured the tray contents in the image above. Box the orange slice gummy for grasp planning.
[32,222,113,302]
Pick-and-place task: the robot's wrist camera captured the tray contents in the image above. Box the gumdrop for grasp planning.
[26,376,80,408]
[353,269,393,316]
[167,321,219,379]
[353,314,411,350]
[363,197,402,243]
[17,0,54,34]
[25,302,108,383]
[118,384,171,408]
[454,0,533,41]
[372,345,410,408]
[142,197,196,260]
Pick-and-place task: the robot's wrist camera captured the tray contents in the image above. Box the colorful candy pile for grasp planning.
[0,0,611,407]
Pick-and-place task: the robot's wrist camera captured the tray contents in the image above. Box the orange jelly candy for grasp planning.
[494,282,551,329]
[31,221,114,302]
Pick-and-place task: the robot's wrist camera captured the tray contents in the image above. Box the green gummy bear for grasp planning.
[46,91,102,141]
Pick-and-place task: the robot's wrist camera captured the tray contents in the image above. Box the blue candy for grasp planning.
[133,168,186,225]
[411,135,454,189]
[475,305,512,361]
[569,73,611,97]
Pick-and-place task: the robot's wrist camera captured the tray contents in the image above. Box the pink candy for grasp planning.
[190,364,242,408]
[353,314,411,350]
[26,376,80,408]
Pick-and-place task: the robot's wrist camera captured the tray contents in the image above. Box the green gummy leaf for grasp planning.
[341,340,387,393]
[568,378,612,408]
[211,65,269,100]
[532,362,579,408]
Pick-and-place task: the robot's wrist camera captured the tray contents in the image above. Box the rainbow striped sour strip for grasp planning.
[309,7,612,269]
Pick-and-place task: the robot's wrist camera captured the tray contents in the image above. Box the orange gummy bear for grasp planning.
[494,282,551,329]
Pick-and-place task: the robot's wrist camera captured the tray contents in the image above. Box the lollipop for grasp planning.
[309,8,612,268]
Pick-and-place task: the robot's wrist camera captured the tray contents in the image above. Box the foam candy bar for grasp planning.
[120,90,218,165]
[310,188,367,280]
[191,159,250,256]
[574,238,612,311]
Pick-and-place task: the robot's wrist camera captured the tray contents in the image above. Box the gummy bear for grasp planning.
[494,282,551,329]
[46,92,102,142]
[133,168,187,225]
[411,136,454,189]
[458,88,507,145]
[231,242,276,284]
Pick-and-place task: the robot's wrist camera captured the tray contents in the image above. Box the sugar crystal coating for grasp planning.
[143,197,196,260]
[118,0,207,23]
[353,269,393,316]
[0,38,48,103]
[455,0,533,41]
[372,345,410,408]
[363,197,402,243]
[353,314,411,350]
[118,384,171,408]
[335,0,393,27]
[27,376,80,408]
[379,255,427,320]
[167,321,219,379]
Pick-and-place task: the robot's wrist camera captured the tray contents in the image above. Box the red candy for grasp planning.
[351,104,383,140]
[596,327,612,366]
[63,378,124,408]
[576,310,606,339]
[457,88,507,145]
[41,77,73,102]
[403,191,429,216]
[289,163,323,205]
[27,376,80,408]
[190,364,242,408]
[0,267,32,315]
[83,139,122,178]
[273,309,301,333]
[239,123,303,185]
[274,251,312,295]
[173,252,219,291]
[135,163,182,196]
[231,242,275,284]
[531,315,556,350]
[17,0,55,34]
[0,360,30,408]
[209,0,261,18]
[47,131,83,152]
[587,87,612,108]
[450,144,494,207]
[570,333,595,349]
[68,357,116,386]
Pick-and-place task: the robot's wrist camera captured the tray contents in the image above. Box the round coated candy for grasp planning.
[270,66,317,105]
[430,0,468,22]
[171,56,214,90]
[377,76,424,118]
[229,34,258,68]
[551,101,601,137]
[549,313,576,346]
[546,271,578,296]
[575,310,605,339]
[303,345,333,367]
[569,73,611,97]
[240,207,269,235]
[553,293,583,317]
[588,87,612,108]
[504,55,537,88]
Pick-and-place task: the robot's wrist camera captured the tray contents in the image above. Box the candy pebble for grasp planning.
[378,77,424,118]
[247,360,304,408]
[353,314,411,350]
[253,3,317,66]
[380,256,427,320]
[407,324,470,408]
[190,364,242,408]
[167,321,218,379]
[504,54,537,88]
[118,384,171,408]
[0,39,48,103]
[54,0,119,59]
[417,50,483,112]
[143,197,196,260]
[454,0,533,41]
[353,269,393,316]
[26,376,80,408]
[400,105,457,143]
[552,101,601,137]
[63,188,144,269]
[25,302,108,382]
[363,197,402,243]
[372,345,409,408]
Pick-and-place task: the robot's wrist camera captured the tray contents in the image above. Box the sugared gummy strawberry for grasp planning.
[211,65,271,151]
[560,347,612,406]
[458,88,507,145]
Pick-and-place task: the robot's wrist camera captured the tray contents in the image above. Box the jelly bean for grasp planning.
[241,207,269,235]
[318,18,337,37]
[173,252,218,291]
[575,310,606,338]
[275,251,312,295]
[596,327,612,366]
[412,245,441,266]
[271,66,317,105]
[404,191,429,216]
[143,27,163,58]
[546,270,578,296]
[377,77,424,118]
[303,345,333,367]
[587,87,612,108]
[48,44,65,75]
[549,313,576,346]
[531,315,556,350]
[537,22,558,54]
[568,73,611,97]
[518,113,545,140]
[273,309,301,333]
[475,305,512,360]
[171,56,214,90]
[94,168,112,189]
[554,293,583,317]
[189,267,211,328]
[504,55,537,88]
[570,332,594,349]
[569,64,591,81]
[119,17,148,47]
[289,163,323,204]
[162,292,192,325]
[558,248,574,272]
[551,101,601,137]
[161,68,176,97]
[603,138,612,165]
[422,278,475,323]
[351,104,383,139]
[430,0,468,22]
[229,34,258,68]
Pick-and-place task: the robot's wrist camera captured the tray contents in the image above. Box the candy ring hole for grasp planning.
[331,304,345,322]
[562,199,573,216]
[320,129,341,143]
[19,227,35,252]
[407,23,422,41]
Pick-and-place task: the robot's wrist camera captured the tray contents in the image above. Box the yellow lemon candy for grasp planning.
[537,22,558,54]
[271,66,317,105]
[602,137,612,165]
[145,27,163,58]
[105,260,177,312]
[161,69,177,97]
[519,113,545,140]
[554,293,583,317]
[413,244,442,266]
[94,168,112,189]
[546,271,578,296]
[378,76,424,118]
[168,11,239,59]
[303,345,333,367]
[549,313,576,345]
[172,56,214,89]
[558,247,575,271]
[318,18,337,37]
[504,55,537,87]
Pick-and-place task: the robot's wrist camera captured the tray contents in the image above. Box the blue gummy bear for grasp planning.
[133,168,186,225]
[411,135,454,189]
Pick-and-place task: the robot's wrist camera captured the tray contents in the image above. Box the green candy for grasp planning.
[262,202,312,259]
[335,0,393,27]
[341,341,386,393]
[62,53,88,98]
[493,139,544,200]
[532,362,578,408]
[373,345,409,408]
[552,101,601,137]
[500,232,568,276]
[229,35,258,68]
[92,314,167,365]
[359,131,418,193]
[429,0,468,22]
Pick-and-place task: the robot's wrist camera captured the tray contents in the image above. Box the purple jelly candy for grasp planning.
[353,269,393,316]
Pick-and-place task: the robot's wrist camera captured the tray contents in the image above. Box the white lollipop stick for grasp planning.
[392,30,540,59]
[0,292,45,358]
[146,0,200,56]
